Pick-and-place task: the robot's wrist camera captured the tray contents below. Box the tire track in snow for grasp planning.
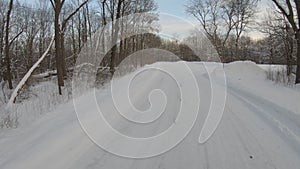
[226,105,277,169]
[227,83,300,154]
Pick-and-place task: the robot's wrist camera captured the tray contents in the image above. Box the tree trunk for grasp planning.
[86,4,92,39]
[286,28,293,76]
[60,32,67,78]
[235,40,239,60]
[296,34,300,84]
[77,13,82,50]
[82,6,88,44]
[71,18,77,55]
[4,0,14,89]
[0,18,5,59]
[54,2,64,95]
[110,0,123,75]
[7,36,55,107]
[51,0,89,94]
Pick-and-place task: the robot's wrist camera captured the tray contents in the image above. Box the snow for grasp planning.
[258,64,296,85]
[258,64,286,72]
[0,61,300,169]
[226,61,300,114]
[1,80,72,128]
[6,36,55,108]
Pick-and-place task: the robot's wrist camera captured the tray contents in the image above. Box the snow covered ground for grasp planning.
[0,80,72,128]
[0,61,300,169]
[258,64,297,85]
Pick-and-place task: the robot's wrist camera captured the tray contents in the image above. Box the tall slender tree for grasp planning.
[271,0,300,84]
[50,0,89,94]
[4,0,14,89]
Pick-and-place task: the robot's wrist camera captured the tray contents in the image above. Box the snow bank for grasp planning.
[224,61,300,115]
[258,64,296,85]
[225,61,266,80]
[258,64,286,71]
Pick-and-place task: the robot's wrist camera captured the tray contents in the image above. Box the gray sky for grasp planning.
[156,0,271,40]
[20,0,271,40]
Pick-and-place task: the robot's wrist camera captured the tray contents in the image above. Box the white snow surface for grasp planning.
[1,61,300,169]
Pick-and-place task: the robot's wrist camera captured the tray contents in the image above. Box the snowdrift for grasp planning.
[225,61,266,80]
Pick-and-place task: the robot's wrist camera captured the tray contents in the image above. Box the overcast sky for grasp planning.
[156,0,271,40]
[20,0,271,40]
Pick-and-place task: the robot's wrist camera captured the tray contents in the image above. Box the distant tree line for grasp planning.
[2,0,300,102]
[186,0,300,84]
[0,0,201,99]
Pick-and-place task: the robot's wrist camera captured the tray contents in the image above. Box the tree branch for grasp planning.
[61,0,89,31]
[49,0,55,10]
[9,30,23,47]
[272,0,298,33]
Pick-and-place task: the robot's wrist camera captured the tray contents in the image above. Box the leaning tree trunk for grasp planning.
[7,36,55,107]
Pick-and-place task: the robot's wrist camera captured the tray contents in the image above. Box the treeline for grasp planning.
[0,0,200,98]
[184,32,297,65]
[186,0,300,84]
[102,33,200,68]
[2,0,300,101]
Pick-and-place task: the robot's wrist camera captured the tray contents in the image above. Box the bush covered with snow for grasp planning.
[259,65,296,85]
[0,79,72,128]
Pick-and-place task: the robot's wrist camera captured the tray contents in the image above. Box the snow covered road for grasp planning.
[0,61,300,169]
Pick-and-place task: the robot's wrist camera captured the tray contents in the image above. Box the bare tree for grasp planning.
[271,0,300,84]
[50,0,65,95]
[232,0,257,60]
[260,11,295,76]
[0,0,8,81]
[186,0,258,62]
[23,8,40,71]
[109,0,123,74]
[4,0,14,89]
[37,0,53,71]
[97,0,158,73]
[50,0,89,94]
[186,0,235,61]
